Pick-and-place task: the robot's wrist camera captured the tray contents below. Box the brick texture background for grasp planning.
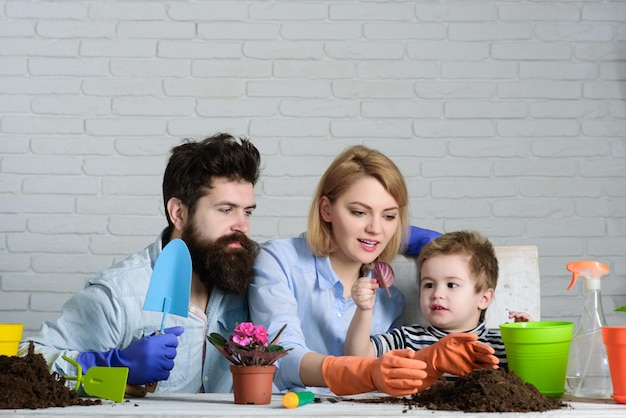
[1,1,625,335]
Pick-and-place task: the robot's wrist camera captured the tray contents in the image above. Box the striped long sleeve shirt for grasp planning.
[370,321,508,370]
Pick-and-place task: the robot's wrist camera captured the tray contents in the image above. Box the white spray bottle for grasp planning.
[565,260,612,398]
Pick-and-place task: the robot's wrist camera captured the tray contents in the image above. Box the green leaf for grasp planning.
[615,306,626,312]
[268,323,287,346]
[207,333,228,348]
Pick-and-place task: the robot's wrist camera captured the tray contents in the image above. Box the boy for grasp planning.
[345,230,531,380]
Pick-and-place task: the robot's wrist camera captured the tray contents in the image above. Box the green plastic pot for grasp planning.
[500,321,574,397]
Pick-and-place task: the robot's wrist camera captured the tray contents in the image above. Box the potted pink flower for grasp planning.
[208,322,291,367]
[208,322,291,404]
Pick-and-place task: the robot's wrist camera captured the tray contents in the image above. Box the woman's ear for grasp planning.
[166,197,187,232]
[319,196,332,222]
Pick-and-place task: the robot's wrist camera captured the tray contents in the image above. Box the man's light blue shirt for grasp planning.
[249,236,404,392]
[18,230,249,393]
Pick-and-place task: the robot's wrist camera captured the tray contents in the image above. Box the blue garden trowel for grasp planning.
[143,238,192,333]
[126,238,192,397]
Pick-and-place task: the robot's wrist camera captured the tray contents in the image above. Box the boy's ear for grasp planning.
[478,288,494,310]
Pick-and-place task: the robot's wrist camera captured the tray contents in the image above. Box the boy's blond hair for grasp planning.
[418,230,498,320]
[306,145,409,264]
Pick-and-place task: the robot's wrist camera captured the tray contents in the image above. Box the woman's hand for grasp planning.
[351,277,378,311]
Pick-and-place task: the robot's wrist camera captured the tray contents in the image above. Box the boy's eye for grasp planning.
[244,209,254,217]
[447,283,458,289]
[422,282,434,289]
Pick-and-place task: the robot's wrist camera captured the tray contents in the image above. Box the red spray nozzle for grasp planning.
[566,260,610,291]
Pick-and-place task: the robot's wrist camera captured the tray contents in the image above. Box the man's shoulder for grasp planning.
[87,239,159,290]
[260,236,309,257]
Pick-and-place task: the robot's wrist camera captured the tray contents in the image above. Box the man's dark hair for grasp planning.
[162,133,261,226]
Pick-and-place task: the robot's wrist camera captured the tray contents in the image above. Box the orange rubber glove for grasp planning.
[321,349,427,396]
[414,333,499,389]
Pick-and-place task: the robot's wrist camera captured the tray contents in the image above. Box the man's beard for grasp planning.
[181,227,260,295]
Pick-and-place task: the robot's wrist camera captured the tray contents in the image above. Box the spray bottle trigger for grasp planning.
[566,260,610,291]
[567,272,579,291]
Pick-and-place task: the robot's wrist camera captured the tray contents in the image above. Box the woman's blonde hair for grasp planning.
[306,145,409,263]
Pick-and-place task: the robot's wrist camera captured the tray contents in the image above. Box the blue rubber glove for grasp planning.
[77,326,184,386]
[404,225,442,255]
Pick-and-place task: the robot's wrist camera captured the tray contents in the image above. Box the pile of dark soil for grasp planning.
[354,368,568,413]
[412,368,568,412]
[0,343,101,410]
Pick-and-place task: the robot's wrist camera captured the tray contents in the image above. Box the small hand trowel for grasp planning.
[143,238,192,333]
[62,355,128,403]
[364,261,395,298]
[127,238,193,396]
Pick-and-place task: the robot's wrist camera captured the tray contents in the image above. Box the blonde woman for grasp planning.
[249,145,495,396]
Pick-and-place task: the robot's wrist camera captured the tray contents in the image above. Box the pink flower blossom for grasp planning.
[231,333,251,347]
[208,322,291,367]
[235,322,255,336]
[252,325,269,345]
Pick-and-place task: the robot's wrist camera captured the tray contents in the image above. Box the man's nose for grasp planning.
[232,211,250,235]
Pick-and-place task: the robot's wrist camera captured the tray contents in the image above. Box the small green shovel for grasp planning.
[62,355,129,402]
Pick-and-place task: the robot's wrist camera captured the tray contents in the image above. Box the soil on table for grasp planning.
[0,343,101,410]
[354,368,569,413]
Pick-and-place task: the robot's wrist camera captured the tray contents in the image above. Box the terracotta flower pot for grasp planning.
[602,326,626,404]
[230,365,275,405]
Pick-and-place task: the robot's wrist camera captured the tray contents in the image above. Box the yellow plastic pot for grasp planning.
[0,323,24,356]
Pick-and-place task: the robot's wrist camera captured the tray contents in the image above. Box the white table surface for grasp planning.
[2,393,626,418]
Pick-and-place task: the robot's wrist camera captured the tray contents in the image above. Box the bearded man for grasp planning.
[19,134,262,393]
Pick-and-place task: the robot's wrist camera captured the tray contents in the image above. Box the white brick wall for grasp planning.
[1,0,625,334]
